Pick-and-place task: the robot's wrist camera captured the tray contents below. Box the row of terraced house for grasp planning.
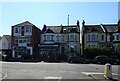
[0,20,120,60]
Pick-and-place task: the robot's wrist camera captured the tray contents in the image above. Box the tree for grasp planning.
[117,43,120,55]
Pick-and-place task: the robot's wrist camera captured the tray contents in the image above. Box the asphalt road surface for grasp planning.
[1,61,119,80]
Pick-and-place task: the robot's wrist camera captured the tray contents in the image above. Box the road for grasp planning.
[1,61,119,80]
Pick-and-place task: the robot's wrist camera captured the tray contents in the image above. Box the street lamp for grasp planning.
[38,44,40,59]
[70,46,75,56]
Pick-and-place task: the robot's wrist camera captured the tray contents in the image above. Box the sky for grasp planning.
[0,1,119,36]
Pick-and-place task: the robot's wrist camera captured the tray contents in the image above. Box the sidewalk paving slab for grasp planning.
[89,74,120,81]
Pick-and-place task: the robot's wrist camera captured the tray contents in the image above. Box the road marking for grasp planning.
[81,72,119,76]
[81,72,103,76]
[44,77,62,79]
[44,77,62,81]
[0,72,7,80]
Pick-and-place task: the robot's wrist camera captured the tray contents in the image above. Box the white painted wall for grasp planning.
[0,36,11,49]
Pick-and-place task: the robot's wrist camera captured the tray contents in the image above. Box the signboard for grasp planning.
[14,47,26,51]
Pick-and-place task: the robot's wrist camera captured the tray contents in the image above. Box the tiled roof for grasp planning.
[12,21,35,27]
[101,24,118,32]
[47,26,61,33]
[62,25,79,33]
[42,25,79,34]
[68,28,79,33]
[45,28,54,33]
[84,25,104,33]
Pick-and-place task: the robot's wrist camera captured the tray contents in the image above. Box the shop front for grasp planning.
[13,47,27,59]
[39,44,61,61]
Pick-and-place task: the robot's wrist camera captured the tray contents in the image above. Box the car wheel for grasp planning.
[83,61,86,64]
[114,62,117,65]
[98,62,101,64]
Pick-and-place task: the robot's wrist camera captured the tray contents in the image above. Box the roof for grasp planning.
[83,25,104,33]
[101,24,118,32]
[12,21,35,27]
[47,26,61,33]
[2,35,11,42]
[68,28,79,33]
[42,25,79,34]
[45,28,54,33]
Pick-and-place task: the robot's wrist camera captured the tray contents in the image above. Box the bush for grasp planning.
[84,46,112,59]
[117,43,120,55]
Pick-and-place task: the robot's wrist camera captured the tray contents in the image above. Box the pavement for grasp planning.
[89,73,120,81]
[81,72,120,81]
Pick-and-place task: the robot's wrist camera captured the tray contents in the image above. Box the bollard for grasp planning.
[104,63,112,79]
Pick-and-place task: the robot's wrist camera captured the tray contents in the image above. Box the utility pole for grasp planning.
[82,20,85,58]
[68,15,69,26]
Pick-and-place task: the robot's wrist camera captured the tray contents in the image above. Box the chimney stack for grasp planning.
[77,20,79,27]
[82,20,85,27]
[118,19,120,32]
[118,19,120,27]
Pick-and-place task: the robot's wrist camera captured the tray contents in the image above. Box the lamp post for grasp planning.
[38,44,40,59]
[109,32,114,56]
[70,46,75,56]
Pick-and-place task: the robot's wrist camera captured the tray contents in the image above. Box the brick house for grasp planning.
[11,21,41,59]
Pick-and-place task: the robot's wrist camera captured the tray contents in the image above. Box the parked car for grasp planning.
[85,59,96,64]
[109,55,120,65]
[95,55,110,64]
[0,53,8,61]
[67,56,88,64]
